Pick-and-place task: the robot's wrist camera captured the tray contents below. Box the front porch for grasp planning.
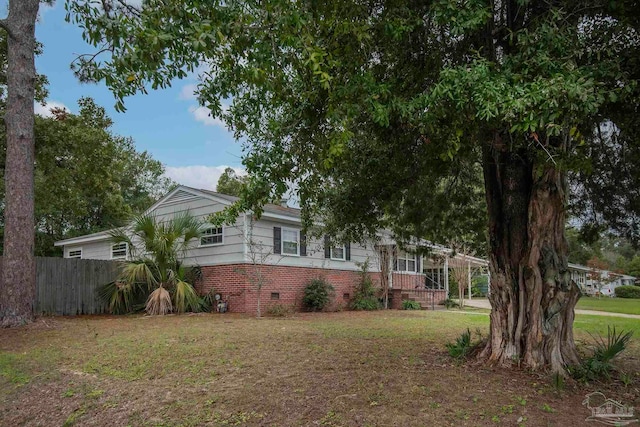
[389,287,448,310]
[376,242,490,309]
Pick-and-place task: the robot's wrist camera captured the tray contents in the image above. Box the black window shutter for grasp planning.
[345,242,351,261]
[300,231,307,256]
[416,254,421,273]
[324,235,331,259]
[273,227,281,254]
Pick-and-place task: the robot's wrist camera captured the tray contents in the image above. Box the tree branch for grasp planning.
[116,0,142,18]
[0,18,14,38]
[70,45,112,70]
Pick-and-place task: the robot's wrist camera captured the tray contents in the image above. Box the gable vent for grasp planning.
[163,189,199,206]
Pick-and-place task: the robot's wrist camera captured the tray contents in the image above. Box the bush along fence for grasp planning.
[0,257,120,315]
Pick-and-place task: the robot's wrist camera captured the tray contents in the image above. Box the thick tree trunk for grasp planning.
[0,0,40,327]
[479,133,581,374]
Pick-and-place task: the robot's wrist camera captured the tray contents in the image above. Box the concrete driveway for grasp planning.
[464,298,640,319]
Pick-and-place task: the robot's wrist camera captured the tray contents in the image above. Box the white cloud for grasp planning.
[180,79,231,128]
[179,84,198,100]
[195,62,213,76]
[34,101,69,118]
[189,103,229,128]
[37,1,58,22]
[164,165,245,191]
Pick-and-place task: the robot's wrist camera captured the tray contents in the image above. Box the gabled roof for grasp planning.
[569,262,636,280]
[569,263,591,272]
[55,185,301,246]
[54,228,121,247]
[195,187,301,219]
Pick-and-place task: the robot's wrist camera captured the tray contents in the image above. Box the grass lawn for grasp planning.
[577,297,640,315]
[0,311,638,426]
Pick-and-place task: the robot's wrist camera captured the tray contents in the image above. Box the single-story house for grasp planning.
[56,186,632,311]
[568,263,635,297]
[56,185,488,313]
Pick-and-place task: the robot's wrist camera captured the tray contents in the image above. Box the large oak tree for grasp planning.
[68,0,640,373]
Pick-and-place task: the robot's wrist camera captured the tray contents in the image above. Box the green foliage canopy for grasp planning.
[0,98,174,255]
[66,0,639,248]
[625,256,640,278]
[216,167,246,197]
[566,228,640,275]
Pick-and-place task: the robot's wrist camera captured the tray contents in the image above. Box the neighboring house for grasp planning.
[55,185,477,313]
[569,263,636,297]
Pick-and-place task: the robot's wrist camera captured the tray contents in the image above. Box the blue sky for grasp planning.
[12,2,245,190]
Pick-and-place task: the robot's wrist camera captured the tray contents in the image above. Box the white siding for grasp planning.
[65,240,112,260]
[60,188,382,271]
[147,191,245,266]
[248,218,381,271]
[61,191,244,265]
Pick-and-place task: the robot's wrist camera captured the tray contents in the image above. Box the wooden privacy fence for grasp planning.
[36,257,119,315]
[36,257,120,315]
[0,257,120,315]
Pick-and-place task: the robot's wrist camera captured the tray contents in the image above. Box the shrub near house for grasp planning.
[98,212,203,315]
[303,278,335,311]
[350,261,381,311]
[614,285,640,299]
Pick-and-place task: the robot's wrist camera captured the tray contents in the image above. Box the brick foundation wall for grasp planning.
[389,273,448,307]
[197,264,381,315]
[391,272,426,290]
[196,264,248,313]
[389,289,447,309]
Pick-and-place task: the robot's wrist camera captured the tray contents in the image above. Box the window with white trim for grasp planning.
[200,226,223,246]
[282,228,300,255]
[395,250,417,272]
[330,245,346,261]
[111,242,128,259]
[68,249,82,259]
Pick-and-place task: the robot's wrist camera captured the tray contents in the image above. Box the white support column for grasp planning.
[444,256,449,296]
[468,260,472,301]
[388,248,393,289]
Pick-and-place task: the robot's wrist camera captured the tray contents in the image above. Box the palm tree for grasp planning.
[98,212,203,315]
